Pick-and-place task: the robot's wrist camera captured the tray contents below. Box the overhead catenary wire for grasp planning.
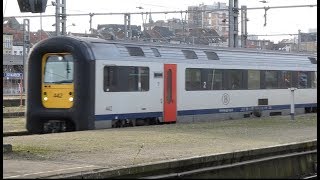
[4,4,316,19]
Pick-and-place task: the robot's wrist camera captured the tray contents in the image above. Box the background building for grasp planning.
[188,2,229,39]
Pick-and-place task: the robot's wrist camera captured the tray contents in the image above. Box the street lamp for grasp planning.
[67,23,76,28]
[52,23,76,34]
[52,23,75,27]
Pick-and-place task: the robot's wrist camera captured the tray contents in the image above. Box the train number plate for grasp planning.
[53,93,63,98]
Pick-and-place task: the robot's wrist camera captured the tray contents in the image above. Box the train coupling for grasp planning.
[43,120,67,133]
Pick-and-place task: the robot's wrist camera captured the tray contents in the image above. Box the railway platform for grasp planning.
[3,113,317,179]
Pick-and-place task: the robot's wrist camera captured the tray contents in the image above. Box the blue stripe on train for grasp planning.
[94,103,317,121]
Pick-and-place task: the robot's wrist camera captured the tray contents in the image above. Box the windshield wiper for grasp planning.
[54,80,73,84]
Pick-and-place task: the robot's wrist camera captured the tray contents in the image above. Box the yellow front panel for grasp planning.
[42,84,74,108]
[41,53,74,108]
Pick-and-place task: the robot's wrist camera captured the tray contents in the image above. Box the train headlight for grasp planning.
[69,97,73,102]
[44,97,48,101]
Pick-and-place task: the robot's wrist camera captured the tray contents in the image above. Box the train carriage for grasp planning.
[26,36,317,133]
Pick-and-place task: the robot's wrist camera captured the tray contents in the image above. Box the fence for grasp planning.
[3,72,24,96]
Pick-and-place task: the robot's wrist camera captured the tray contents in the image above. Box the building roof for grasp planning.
[3,27,49,46]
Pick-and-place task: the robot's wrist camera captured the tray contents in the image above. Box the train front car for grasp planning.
[26,36,96,133]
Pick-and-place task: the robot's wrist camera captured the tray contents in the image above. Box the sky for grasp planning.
[3,0,317,42]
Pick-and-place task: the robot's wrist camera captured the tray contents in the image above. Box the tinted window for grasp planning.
[185,68,201,90]
[279,71,292,88]
[298,71,308,88]
[265,70,278,89]
[104,66,149,92]
[311,71,317,88]
[166,69,172,103]
[226,69,244,90]
[185,68,223,91]
[248,70,260,89]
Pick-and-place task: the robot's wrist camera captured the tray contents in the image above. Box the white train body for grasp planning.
[26,36,316,133]
[92,41,317,129]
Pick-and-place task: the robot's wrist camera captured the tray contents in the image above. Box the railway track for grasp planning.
[3,131,31,137]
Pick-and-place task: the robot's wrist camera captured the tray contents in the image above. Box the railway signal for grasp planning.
[17,0,48,13]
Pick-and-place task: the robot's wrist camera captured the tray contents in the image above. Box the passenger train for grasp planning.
[26,36,317,133]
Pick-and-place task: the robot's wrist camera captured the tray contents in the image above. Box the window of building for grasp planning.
[4,37,12,49]
[104,66,149,92]
[248,70,260,89]
[182,50,198,59]
[265,70,278,89]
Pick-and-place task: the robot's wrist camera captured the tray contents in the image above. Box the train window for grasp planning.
[204,51,219,60]
[248,70,260,89]
[265,70,278,89]
[125,46,145,56]
[311,72,317,88]
[291,71,298,88]
[225,70,244,90]
[166,69,172,103]
[185,68,223,91]
[43,54,74,84]
[297,71,308,89]
[104,66,149,92]
[279,71,292,89]
[151,48,161,57]
[306,71,315,89]
[185,68,201,90]
[182,50,198,59]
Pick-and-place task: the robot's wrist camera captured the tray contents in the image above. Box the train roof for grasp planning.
[70,35,316,56]
[32,36,317,71]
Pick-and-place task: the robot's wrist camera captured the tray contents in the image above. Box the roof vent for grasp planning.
[204,51,220,60]
[308,57,317,64]
[182,50,198,59]
[125,46,145,56]
[151,48,161,57]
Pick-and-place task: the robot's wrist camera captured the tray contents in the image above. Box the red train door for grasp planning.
[163,64,177,122]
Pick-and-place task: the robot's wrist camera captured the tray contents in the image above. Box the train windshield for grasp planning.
[44,54,74,84]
